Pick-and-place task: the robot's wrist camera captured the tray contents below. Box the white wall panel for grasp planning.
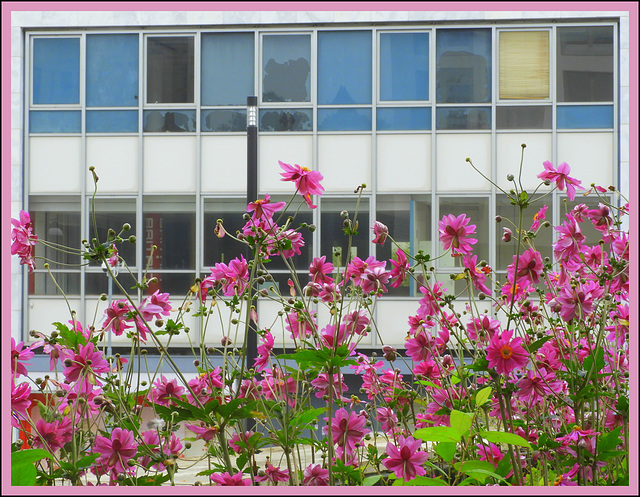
[143,136,196,193]
[557,132,614,189]
[201,136,246,193]
[496,133,552,192]
[86,137,139,193]
[374,300,418,346]
[27,298,82,344]
[259,135,314,194]
[30,137,82,193]
[318,135,372,193]
[377,134,430,191]
[436,134,491,191]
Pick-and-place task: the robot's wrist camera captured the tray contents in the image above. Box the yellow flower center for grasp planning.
[499,345,513,359]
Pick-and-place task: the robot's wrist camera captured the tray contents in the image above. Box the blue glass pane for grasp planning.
[143,110,196,132]
[30,111,81,133]
[87,110,138,133]
[318,31,372,105]
[262,35,310,102]
[377,107,431,130]
[202,109,247,132]
[202,33,254,106]
[436,107,491,129]
[557,105,613,129]
[318,108,371,131]
[436,29,491,103]
[380,32,429,101]
[260,109,312,131]
[33,38,80,104]
[86,34,139,107]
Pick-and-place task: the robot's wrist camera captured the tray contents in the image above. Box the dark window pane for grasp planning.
[262,34,311,103]
[84,271,138,297]
[33,38,80,104]
[557,105,613,129]
[29,111,81,133]
[318,108,371,131]
[147,36,194,104]
[87,34,139,107]
[321,198,370,269]
[496,106,552,129]
[202,109,247,132]
[436,107,491,129]
[436,29,491,103]
[318,31,372,105]
[29,272,81,296]
[143,110,196,132]
[87,110,138,133]
[557,26,613,102]
[202,33,254,106]
[145,273,195,296]
[260,109,312,131]
[377,107,431,131]
[30,197,82,269]
[203,198,247,267]
[89,199,137,268]
[144,199,196,270]
[380,32,429,101]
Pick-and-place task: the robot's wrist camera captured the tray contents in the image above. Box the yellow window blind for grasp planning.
[499,31,549,99]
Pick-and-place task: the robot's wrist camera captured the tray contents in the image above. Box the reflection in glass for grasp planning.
[29,111,81,133]
[147,36,194,104]
[320,198,370,270]
[33,38,80,104]
[436,29,491,103]
[30,198,82,269]
[556,105,613,129]
[202,110,246,132]
[262,35,311,102]
[260,109,312,131]
[89,199,137,267]
[87,110,138,133]
[377,107,431,131]
[318,108,372,131]
[144,273,196,297]
[380,32,429,101]
[203,198,247,267]
[84,271,137,297]
[436,107,491,130]
[557,26,613,102]
[496,106,551,129]
[30,272,81,296]
[144,110,196,132]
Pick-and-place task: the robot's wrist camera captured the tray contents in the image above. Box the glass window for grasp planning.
[380,32,429,101]
[496,106,551,129]
[561,195,614,247]
[438,197,489,269]
[318,31,372,105]
[29,272,81,296]
[436,107,491,130]
[557,105,613,129]
[320,198,370,270]
[143,110,196,132]
[318,108,372,131]
[202,33,254,106]
[87,110,138,133]
[499,31,549,100]
[85,272,138,298]
[260,109,313,131]
[203,198,248,267]
[147,36,194,104]
[88,198,137,268]
[87,34,139,107]
[29,111,81,133]
[262,34,311,103]
[436,29,491,103]
[32,37,80,105]
[143,196,196,270]
[202,109,247,132]
[376,194,431,296]
[495,194,554,271]
[377,107,431,131]
[557,26,614,102]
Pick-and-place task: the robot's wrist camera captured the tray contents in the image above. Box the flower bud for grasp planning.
[507,174,515,181]
[502,228,512,243]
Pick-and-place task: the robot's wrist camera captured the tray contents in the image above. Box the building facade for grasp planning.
[9,9,631,374]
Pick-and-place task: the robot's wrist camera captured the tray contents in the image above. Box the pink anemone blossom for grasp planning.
[93,427,138,474]
[210,471,252,486]
[382,435,429,481]
[537,161,584,200]
[302,464,330,486]
[279,160,324,208]
[11,210,38,272]
[371,221,389,244]
[486,329,529,375]
[438,213,477,255]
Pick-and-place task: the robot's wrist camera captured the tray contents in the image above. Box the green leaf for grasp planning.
[450,410,473,437]
[583,347,605,373]
[478,430,531,448]
[475,386,492,407]
[362,475,382,486]
[396,475,448,486]
[597,426,623,453]
[292,407,326,427]
[414,426,461,443]
[11,449,53,486]
[435,442,457,462]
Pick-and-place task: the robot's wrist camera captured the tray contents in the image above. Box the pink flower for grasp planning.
[405,330,436,363]
[62,342,110,386]
[284,311,315,340]
[345,256,385,286]
[371,221,389,244]
[260,367,297,407]
[509,248,544,286]
[360,265,390,294]
[228,431,255,453]
[309,256,334,284]
[254,331,274,372]
[516,368,566,405]
[417,282,446,317]
[310,372,348,400]
[412,359,442,381]
[466,315,501,343]
[325,408,370,456]
[279,160,324,208]
[389,249,410,288]
[554,215,586,269]
[486,330,529,375]
[139,430,183,471]
[150,375,185,406]
[11,379,32,428]
[530,205,548,231]
[140,290,172,322]
[476,442,504,468]
[342,310,369,336]
[107,243,118,267]
[438,213,477,256]
[11,210,38,273]
[255,463,290,484]
[269,229,305,258]
[551,279,605,322]
[462,254,492,295]
[33,417,73,453]
[502,227,512,242]
[537,161,584,201]
[102,299,133,336]
[376,407,399,434]
[247,193,286,221]
[210,471,252,486]
[382,435,429,481]
[94,427,138,474]
[302,464,330,486]
[11,338,34,377]
[185,423,219,442]
[216,255,249,296]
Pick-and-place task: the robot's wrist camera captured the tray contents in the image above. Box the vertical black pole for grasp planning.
[246,96,258,431]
